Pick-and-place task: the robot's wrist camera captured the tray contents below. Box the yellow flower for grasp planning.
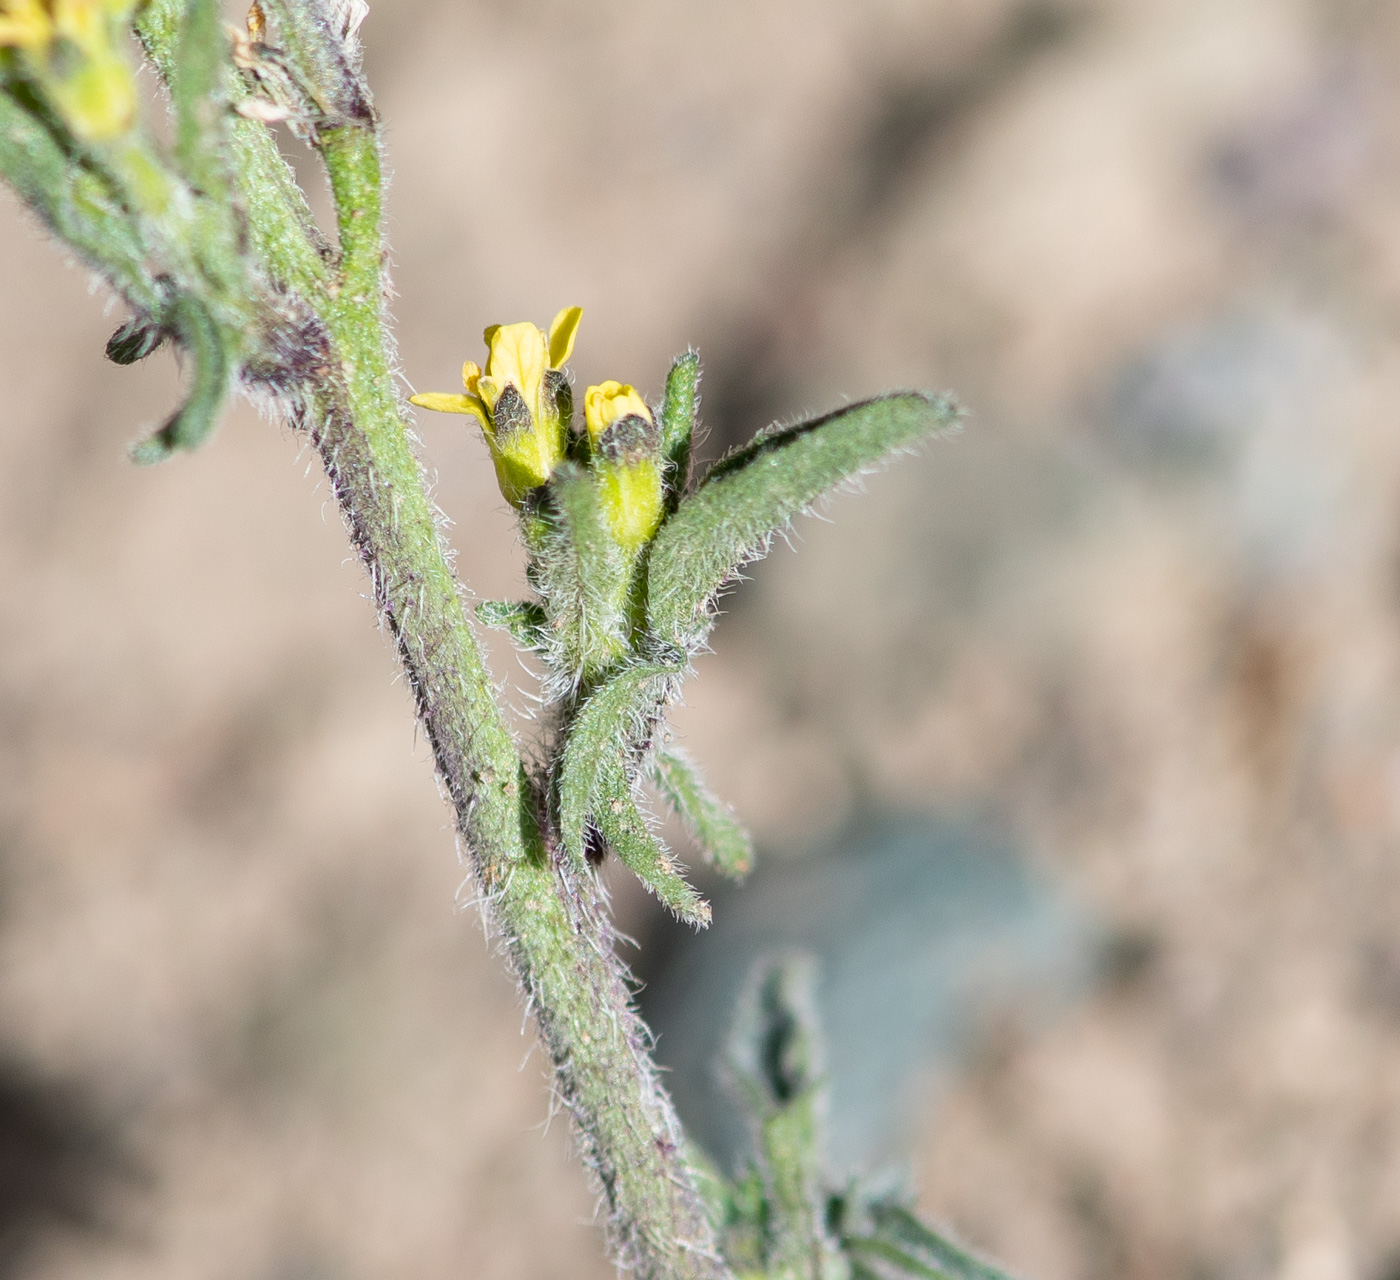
[584,380,664,551]
[0,0,138,141]
[411,306,582,505]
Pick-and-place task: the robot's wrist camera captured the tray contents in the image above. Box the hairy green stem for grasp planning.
[308,118,726,1279]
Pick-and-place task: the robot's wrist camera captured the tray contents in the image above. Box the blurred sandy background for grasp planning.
[4,0,1400,1277]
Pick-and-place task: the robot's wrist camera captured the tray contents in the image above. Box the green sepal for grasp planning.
[555,658,681,865]
[659,348,700,511]
[546,368,575,456]
[476,598,547,651]
[129,292,230,463]
[647,392,960,646]
[648,747,752,880]
[593,762,710,926]
[595,454,664,552]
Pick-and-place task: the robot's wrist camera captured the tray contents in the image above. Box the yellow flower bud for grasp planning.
[584,381,664,551]
[411,306,582,505]
[583,381,652,446]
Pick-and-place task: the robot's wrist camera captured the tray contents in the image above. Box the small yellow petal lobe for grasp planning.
[584,380,653,445]
[410,392,490,428]
[547,306,583,369]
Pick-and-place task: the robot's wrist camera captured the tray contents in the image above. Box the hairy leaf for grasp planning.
[845,1236,949,1279]
[556,659,680,864]
[659,349,699,510]
[726,953,824,1118]
[648,748,752,880]
[130,293,231,463]
[594,763,709,926]
[646,392,960,645]
[476,598,547,651]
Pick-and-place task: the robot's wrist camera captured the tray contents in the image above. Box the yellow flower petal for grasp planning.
[484,320,547,393]
[474,375,502,415]
[461,359,481,395]
[547,306,583,369]
[584,380,653,445]
[410,392,489,428]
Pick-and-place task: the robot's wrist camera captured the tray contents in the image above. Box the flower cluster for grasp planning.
[411,308,662,547]
[0,0,137,141]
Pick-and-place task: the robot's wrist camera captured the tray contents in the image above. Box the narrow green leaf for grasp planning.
[851,1260,895,1280]
[866,1204,1018,1280]
[476,598,547,651]
[594,763,710,926]
[844,1235,950,1279]
[646,392,960,645]
[130,293,230,462]
[659,348,699,511]
[135,0,333,298]
[648,747,752,880]
[556,659,680,863]
[170,0,260,309]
